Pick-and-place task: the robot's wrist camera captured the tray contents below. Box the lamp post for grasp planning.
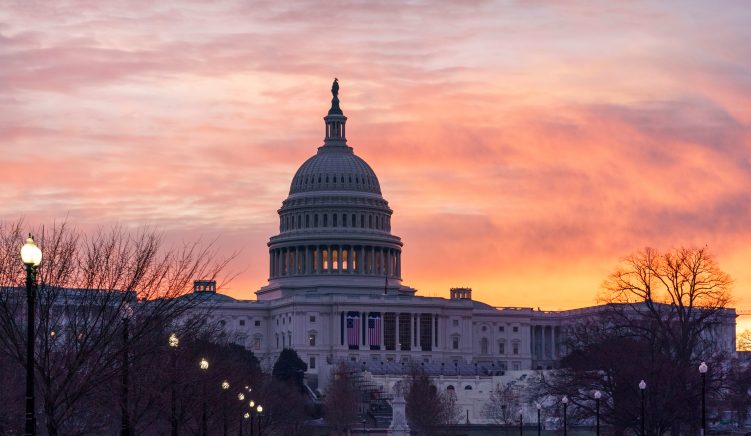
[594,391,601,436]
[256,405,263,436]
[249,400,255,436]
[21,235,42,436]
[237,392,246,436]
[168,333,179,436]
[535,402,541,436]
[243,412,250,436]
[199,358,209,436]
[562,396,568,436]
[699,362,708,436]
[222,381,230,436]
[121,303,133,436]
[639,380,646,436]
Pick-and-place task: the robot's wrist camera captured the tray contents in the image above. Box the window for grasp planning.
[253,337,262,350]
[513,326,519,333]
[306,215,310,228]
[499,326,505,332]
[452,336,459,350]
[282,317,285,325]
[333,214,338,227]
[309,357,316,369]
[314,214,318,227]
[310,315,316,323]
[343,214,347,227]
[464,385,473,390]
[481,326,487,332]
[276,334,279,348]
[452,319,459,327]
[498,342,505,354]
[513,362,520,371]
[309,334,316,346]
[220,320,226,327]
[239,320,245,326]
[254,320,261,327]
[480,338,488,355]
[323,214,328,227]
[513,342,519,355]
[282,335,285,348]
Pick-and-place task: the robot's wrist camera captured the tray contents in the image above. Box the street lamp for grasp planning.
[121,303,133,436]
[562,396,568,436]
[168,333,179,436]
[594,391,602,436]
[238,393,245,401]
[639,380,646,436]
[222,381,230,436]
[21,234,42,436]
[199,358,209,436]
[256,405,263,436]
[535,402,541,436]
[249,400,256,436]
[699,362,708,436]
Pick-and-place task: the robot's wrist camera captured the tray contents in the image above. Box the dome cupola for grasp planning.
[256,80,414,300]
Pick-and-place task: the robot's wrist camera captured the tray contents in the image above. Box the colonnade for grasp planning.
[270,245,401,278]
[530,325,561,361]
[338,312,439,352]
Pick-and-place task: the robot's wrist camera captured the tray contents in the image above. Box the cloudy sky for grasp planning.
[2,1,750,324]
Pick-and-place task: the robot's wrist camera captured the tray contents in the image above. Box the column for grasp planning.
[361,246,366,274]
[416,313,421,351]
[362,312,367,349]
[317,246,323,273]
[380,313,385,349]
[395,313,400,352]
[338,245,343,273]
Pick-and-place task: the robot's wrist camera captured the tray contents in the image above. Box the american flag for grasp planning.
[346,314,360,347]
[368,313,381,347]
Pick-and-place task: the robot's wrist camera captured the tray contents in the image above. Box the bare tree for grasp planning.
[0,219,234,435]
[405,369,455,435]
[481,380,522,424]
[324,363,360,435]
[545,246,734,435]
[738,329,751,351]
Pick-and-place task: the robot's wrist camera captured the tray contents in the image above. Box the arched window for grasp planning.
[369,215,373,229]
[306,215,310,228]
[314,214,318,227]
[360,215,365,228]
[464,385,473,390]
[309,332,316,346]
[323,214,328,227]
[297,215,301,229]
[333,214,338,227]
[343,214,347,227]
[480,338,488,355]
[352,214,356,227]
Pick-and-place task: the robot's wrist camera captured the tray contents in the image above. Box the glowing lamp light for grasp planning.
[699,362,708,374]
[222,381,230,390]
[199,358,209,371]
[594,390,602,400]
[639,380,647,390]
[238,393,245,401]
[243,413,250,419]
[168,333,179,348]
[562,396,568,404]
[256,405,262,413]
[21,235,42,267]
[249,400,255,408]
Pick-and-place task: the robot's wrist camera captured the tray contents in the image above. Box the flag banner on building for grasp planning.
[347,312,360,348]
[368,312,381,349]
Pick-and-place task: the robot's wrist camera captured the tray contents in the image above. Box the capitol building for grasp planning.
[198,81,737,413]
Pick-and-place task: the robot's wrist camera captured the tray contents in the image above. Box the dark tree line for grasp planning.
[0,219,246,435]
[543,246,735,435]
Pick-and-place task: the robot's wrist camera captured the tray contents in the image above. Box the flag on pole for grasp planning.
[368,313,381,347]
[346,313,360,347]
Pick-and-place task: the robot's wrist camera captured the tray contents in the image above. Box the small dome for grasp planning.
[289,147,381,194]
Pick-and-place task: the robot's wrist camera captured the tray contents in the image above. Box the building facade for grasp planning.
[202,81,736,392]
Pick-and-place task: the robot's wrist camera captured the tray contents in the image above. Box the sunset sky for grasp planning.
[2,2,750,328]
